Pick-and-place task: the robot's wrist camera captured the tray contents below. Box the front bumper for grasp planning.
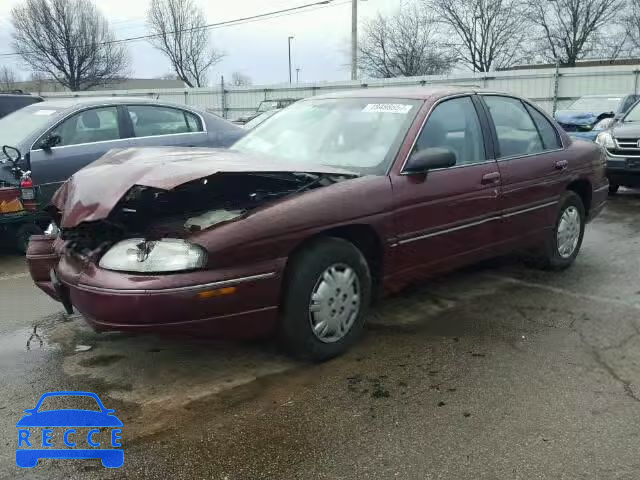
[606,157,640,187]
[36,246,285,338]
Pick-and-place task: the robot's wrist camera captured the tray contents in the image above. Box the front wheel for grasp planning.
[608,183,619,195]
[279,237,371,361]
[533,191,586,270]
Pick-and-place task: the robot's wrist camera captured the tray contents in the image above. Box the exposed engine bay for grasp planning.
[57,171,351,257]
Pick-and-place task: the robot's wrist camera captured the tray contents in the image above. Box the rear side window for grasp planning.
[50,107,121,146]
[127,105,202,137]
[525,105,562,150]
[483,96,543,158]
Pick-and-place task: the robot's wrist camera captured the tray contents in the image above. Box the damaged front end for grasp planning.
[55,170,352,271]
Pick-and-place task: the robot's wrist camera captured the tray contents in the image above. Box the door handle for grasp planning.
[481,172,501,184]
[555,160,568,170]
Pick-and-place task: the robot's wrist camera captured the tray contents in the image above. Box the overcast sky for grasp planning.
[0,0,399,85]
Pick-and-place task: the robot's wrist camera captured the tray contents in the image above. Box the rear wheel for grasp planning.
[532,191,585,270]
[279,237,371,361]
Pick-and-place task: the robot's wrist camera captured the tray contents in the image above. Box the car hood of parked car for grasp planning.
[608,121,640,138]
[51,147,358,229]
[554,110,606,127]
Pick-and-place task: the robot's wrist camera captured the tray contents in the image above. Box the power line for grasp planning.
[0,0,344,58]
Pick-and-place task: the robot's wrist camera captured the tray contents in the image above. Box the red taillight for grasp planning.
[19,176,38,210]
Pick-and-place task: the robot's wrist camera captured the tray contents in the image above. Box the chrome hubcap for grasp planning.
[309,263,361,343]
[557,206,581,258]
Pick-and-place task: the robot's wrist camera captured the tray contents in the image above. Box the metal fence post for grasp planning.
[221,75,227,119]
[552,59,560,115]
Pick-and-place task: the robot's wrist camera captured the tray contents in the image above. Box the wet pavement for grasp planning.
[1,192,639,479]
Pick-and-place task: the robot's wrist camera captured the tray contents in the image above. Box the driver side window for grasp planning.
[412,96,486,167]
[48,107,120,147]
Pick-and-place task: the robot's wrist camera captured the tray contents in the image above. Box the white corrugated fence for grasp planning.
[40,64,640,121]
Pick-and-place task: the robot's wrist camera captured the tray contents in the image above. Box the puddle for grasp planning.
[0,325,55,356]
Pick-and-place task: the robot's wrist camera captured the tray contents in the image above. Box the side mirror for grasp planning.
[39,134,61,151]
[404,147,456,174]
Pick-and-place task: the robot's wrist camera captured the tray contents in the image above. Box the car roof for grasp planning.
[34,96,196,112]
[577,94,630,98]
[311,85,487,101]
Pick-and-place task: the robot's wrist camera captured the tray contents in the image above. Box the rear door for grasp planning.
[29,105,127,204]
[479,95,568,243]
[123,104,208,147]
[390,95,501,279]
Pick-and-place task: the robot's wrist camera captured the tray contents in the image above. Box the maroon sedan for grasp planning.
[27,87,608,360]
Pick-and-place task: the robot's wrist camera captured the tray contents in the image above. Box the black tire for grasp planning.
[279,237,371,361]
[608,183,619,195]
[533,191,585,270]
[15,222,44,254]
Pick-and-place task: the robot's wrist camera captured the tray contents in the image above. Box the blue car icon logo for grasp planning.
[16,391,123,468]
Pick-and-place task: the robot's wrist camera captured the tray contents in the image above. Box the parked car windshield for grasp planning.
[233,98,421,174]
[567,96,621,113]
[623,102,640,122]
[244,109,281,129]
[0,103,64,148]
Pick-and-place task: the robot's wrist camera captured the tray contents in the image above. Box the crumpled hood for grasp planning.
[554,110,601,126]
[52,147,357,228]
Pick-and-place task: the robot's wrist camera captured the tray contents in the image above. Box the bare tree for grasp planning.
[429,0,529,72]
[231,71,252,86]
[624,0,640,52]
[359,4,454,78]
[0,66,18,91]
[527,0,624,66]
[11,0,129,91]
[148,0,224,88]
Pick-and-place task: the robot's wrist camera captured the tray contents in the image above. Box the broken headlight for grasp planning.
[99,238,207,273]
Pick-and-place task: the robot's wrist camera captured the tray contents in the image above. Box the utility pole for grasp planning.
[296,67,301,83]
[288,36,294,84]
[351,0,357,80]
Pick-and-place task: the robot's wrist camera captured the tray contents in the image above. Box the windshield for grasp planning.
[244,109,280,129]
[567,96,621,113]
[623,101,640,122]
[0,103,63,148]
[257,101,280,112]
[233,98,421,174]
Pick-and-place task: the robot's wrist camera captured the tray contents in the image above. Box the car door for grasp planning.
[479,95,568,243]
[123,104,209,147]
[29,105,128,204]
[390,95,501,279]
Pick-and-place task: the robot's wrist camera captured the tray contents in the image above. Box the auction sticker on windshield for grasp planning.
[362,103,413,114]
[15,391,123,469]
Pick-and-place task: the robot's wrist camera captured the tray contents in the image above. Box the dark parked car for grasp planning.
[595,99,640,193]
[0,93,43,119]
[555,94,639,141]
[27,87,607,360]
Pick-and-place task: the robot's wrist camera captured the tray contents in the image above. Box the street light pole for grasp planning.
[288,36,294,84]
[296,67,301,83]
[351,0,357,81]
